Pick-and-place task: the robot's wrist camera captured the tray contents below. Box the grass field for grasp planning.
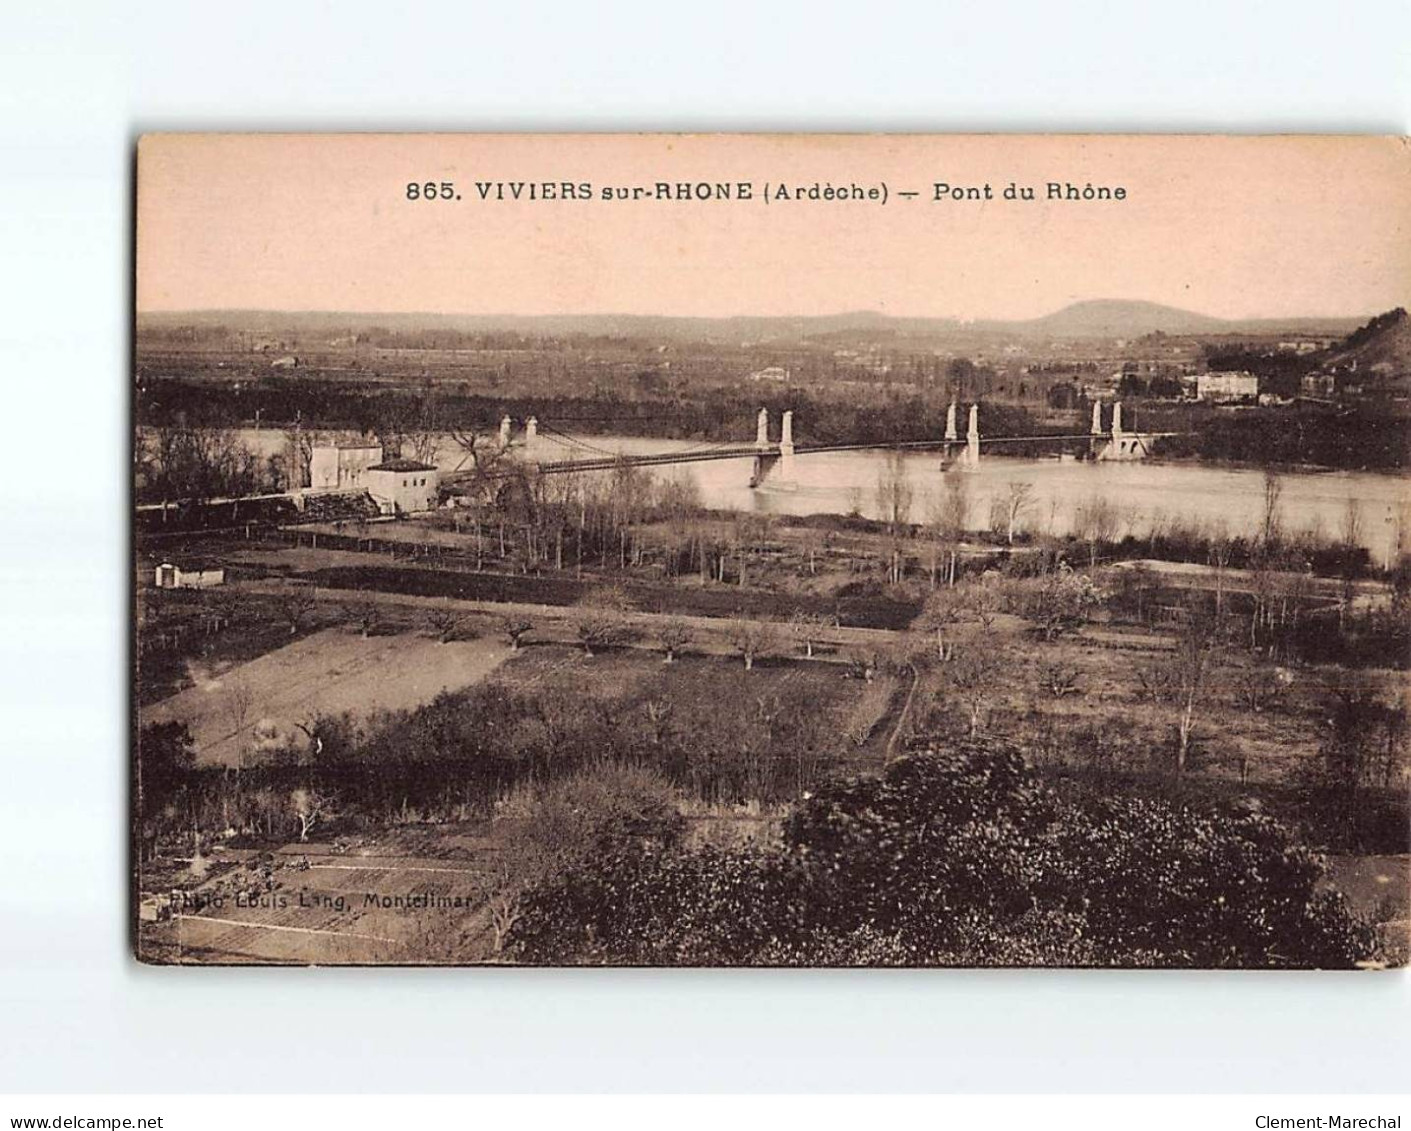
[140,627,511,765]
[911,615,1406,788]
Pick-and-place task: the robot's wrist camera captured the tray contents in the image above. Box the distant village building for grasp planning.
[270,355,299,369]
[748,366,790,383]
[366,459,439,515]
[1196,371,1259,402]
[309,442,383,490]
[1302,372,1337,397]
[154,562,225,590]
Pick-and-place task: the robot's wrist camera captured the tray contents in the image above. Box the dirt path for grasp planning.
[885,666,923,761]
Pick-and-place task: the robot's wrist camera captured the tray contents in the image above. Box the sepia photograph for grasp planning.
[131,133,1410,968]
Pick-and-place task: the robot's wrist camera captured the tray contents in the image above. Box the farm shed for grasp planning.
[154,562,226,589]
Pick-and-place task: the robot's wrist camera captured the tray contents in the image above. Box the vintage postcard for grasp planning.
[133,134,1410,967]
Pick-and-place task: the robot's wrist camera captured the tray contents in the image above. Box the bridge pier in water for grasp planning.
[749,406,798,488]
[749,407,776,487]
[939,401,981,469]
[963,404,981,469]
[1090,401,1152,461]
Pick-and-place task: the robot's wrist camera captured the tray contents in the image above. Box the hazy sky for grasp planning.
[136,134,1411,321]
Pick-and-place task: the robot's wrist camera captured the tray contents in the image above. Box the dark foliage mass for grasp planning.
[1148,404,1408,470]
[289,562,918,630]
[135,663,849,859]
[508,740,1379,968]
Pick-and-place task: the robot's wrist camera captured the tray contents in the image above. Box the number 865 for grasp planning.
[406,182,456,200]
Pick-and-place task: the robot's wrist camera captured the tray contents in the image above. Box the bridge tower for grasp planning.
[1095,400,1152,461]
[525,416,538,444]
[498,415,512,449]
[749,407,779,488]
[1091,400,1103,436]
[779,409,796,480]
[938,401,961,469]
[964,403,981,468]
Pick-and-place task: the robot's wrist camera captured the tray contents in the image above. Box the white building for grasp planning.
[366,459,439,515]
[309,442,383,490]
[154,563,225,589]
[1196,371,1259,402]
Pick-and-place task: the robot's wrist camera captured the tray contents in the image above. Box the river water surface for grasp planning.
[234,429,1410,565]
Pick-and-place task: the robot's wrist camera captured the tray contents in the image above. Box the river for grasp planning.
[232,429,1410,566]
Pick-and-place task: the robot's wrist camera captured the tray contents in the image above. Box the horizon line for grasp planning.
[134,301,1395,325]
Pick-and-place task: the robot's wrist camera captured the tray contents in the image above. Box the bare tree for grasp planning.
[1135,662,1173,704]
[1003,481,1035,545]
[1313,678,1408,842]
[501,617,532,652]
[1261,467,1284,549]
[486,874,524,955]
[202,589,238,636]
[917,585,964,661]
[945,646,1005,737]
[226,679,256,740]
[1027,562,1103,641]
[874,450,915,533]
[1169,607,1218,777]
[404,390,443,466]
[1236,662,1286,714]
[1207,521,1234,620]
[277,588,317,635]
[1073,494,1120,567]
[576,611,625,658]
[286,428,316,490]
[788,610,837,659]
[962,573,1005,636]
[373,400,410,461]
[1340,497,1363,552]
[426,604,464,644]
[933,467,972,587]
[148,422,260,503]
[727,615,776,671]
[643,698,674,747]
[846,647,881,684]
[347,598,381,639]
[654,618,692,663]
[1040,662,1082,699]
[290,787,335,842]
[875,450,914,584]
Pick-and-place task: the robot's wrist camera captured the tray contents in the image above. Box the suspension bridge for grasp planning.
[444,401,1181,490]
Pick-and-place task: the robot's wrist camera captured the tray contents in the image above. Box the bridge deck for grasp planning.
[444,433,1183,482]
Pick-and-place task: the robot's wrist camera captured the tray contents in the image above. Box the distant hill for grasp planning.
[1005,299,1229,338]
[1320,307,1411,373]
[137,303,1368,345]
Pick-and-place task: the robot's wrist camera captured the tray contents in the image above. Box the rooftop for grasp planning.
[369,459,437,472]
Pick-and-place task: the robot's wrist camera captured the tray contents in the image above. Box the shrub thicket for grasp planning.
[509,739,1379,968]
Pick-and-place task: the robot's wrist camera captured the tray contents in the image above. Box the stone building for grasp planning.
[309,442,383,490]
[366,459,439,515]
